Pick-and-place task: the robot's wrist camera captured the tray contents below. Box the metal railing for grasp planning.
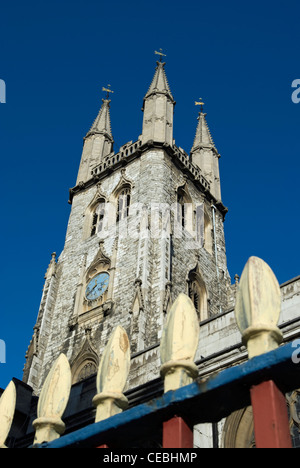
[1,256,299,449]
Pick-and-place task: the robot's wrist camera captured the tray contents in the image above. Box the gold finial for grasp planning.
[154,48,166,62]
[160,294,199,393]
[234,256,283,359]
[102,84,114,99]
[195,98,204,112]
[92,326,130,422]
[32,353,71,444]
[0,381,16,448]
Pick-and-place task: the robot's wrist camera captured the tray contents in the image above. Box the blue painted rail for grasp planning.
[34,342,300,448]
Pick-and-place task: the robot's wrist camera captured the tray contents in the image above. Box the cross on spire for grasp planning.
[154,48,166,62]
[102,84,114,100]
[195,98,204,113]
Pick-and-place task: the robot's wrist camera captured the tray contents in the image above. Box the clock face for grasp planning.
[85,272,109,301]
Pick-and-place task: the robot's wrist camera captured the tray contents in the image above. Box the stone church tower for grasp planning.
[23,58,232,396]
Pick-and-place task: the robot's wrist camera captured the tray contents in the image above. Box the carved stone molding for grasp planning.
[70,330,99,384]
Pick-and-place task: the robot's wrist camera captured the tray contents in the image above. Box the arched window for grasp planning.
[177,186,192,232]
[188,268,208,321]
[204,210,213,254]
[75,361,97,383]
[91,200,106,236]
[177,191,185,228]
[117,187,131,222]
[71,333,99,384]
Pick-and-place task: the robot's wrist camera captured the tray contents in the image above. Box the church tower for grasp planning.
[23,56,231,395]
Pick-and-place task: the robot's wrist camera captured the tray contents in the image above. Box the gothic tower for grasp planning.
[23,58,231,394]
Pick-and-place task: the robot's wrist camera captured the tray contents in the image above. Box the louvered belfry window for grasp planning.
[117,188,131,222]
[91,201,106,236]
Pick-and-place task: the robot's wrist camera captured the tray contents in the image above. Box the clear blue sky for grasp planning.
[1,0,300,390]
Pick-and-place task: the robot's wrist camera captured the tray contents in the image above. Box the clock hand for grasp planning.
[88,283,98,294]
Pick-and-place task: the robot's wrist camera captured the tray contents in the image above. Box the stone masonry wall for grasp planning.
[24,146,231,394]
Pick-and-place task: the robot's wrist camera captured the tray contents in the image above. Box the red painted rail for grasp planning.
[250,380,292,448]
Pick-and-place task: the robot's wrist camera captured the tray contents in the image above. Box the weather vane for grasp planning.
[102,84,114,99]
[154,48,166,62]
[195,98,204,112]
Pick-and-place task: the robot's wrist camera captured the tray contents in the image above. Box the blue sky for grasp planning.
[1,0,300,390]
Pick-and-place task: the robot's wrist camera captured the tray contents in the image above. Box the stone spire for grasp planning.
[85,98,113,141]
[191,111,215,152]
[76,97,114,185]
[190,101,221,200]
[143,60,174,104]
[141,59,175,146]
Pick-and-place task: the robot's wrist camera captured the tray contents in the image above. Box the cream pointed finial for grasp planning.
[235,256,283,359]
[0,381,16,448]
[44,252,57,279]
[32,353,71,444]
[92,326,130,422]
[160,293,199,393]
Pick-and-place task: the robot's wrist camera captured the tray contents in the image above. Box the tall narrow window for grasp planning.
[117,187,131,222]
[188,269,208,321]
[91,201,105,236]
[177,192,185,228]
[177,186,192,233]
[204,210,213,254]
[188,280,200,314]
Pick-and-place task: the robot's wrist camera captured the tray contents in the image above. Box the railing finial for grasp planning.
[235,256,283,358]
[160,293,200,392]
[32,353,71,444]
[0,380,16,448]
[93,325,130,422]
